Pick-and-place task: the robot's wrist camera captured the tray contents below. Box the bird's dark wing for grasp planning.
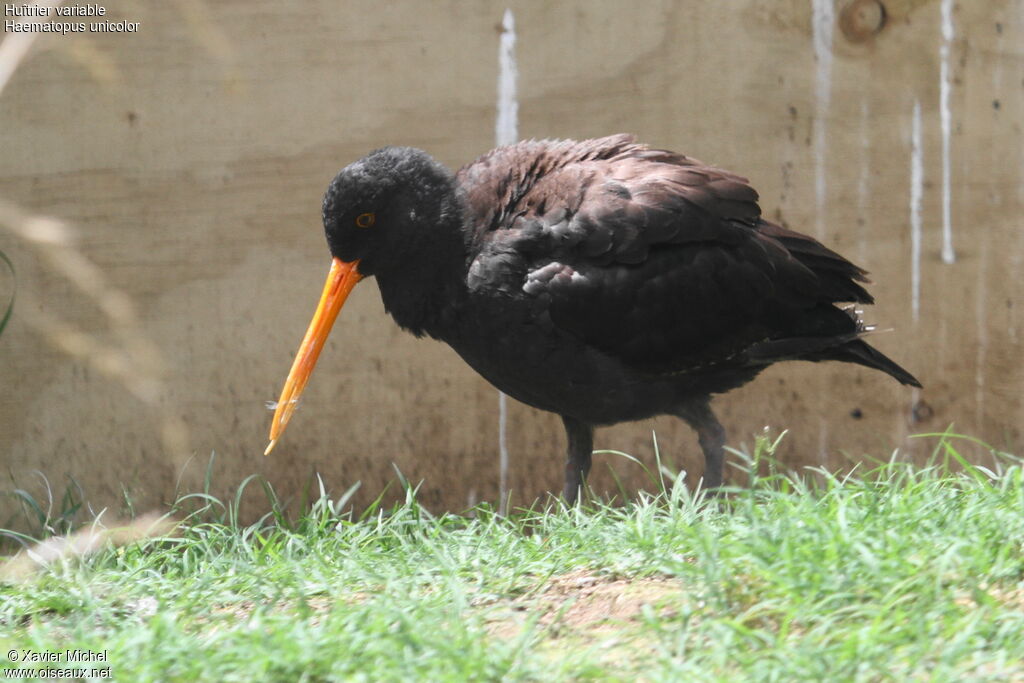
[460,135,873,373]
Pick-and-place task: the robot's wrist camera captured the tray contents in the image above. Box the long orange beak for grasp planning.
[265,257,363,455]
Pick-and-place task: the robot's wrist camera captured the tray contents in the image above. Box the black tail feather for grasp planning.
[815,338,922,388]
[744,301,921,388]
[745,334,921,388]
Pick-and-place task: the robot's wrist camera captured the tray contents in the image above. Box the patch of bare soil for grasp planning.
[483,568,688,669]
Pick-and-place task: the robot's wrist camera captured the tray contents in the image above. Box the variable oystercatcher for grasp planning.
[266,135,920,503]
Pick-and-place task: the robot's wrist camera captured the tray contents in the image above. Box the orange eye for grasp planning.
[355,212,376,228]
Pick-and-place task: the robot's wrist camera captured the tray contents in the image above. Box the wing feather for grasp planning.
[460,136,873,372]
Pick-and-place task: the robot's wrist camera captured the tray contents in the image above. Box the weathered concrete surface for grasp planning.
[1,1,1021,524]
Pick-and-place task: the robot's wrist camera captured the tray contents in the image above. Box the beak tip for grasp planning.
[264,439,277,456]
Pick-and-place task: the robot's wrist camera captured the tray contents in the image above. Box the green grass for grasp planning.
[1,433,1023,682]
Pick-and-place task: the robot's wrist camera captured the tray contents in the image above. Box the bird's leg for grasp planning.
[560,415,594,505]
[676,402,726,492]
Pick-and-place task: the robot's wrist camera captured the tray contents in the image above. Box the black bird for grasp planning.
[266,135,920,503]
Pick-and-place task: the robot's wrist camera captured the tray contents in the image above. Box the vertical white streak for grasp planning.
[496,8,517,515]
[1020,0,1024,209]
[910,100,923,323]
[939,0,957,263]
[975,245,988,426]
[940,0,954,41]
[497,393,509,515]
[857,99,871,264]
[818,420,829,465]
[812,0,834,238]
[907,387,920,447]
[495,9,518,148]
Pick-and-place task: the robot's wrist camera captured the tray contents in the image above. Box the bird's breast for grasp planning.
[437,293,675,424]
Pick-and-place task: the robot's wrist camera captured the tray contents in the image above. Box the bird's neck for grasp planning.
[374,195,473,340]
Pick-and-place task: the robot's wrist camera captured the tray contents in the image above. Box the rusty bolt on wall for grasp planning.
[840,0,887,43]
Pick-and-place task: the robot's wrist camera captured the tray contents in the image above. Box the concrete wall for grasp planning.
[1,1,1021,524]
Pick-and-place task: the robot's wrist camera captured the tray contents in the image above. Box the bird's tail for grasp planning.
[815,338,922,388]
[744,305,922,388]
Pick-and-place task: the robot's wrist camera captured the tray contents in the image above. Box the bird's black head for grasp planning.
[322,146,460,278]
[265,146,465,455]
